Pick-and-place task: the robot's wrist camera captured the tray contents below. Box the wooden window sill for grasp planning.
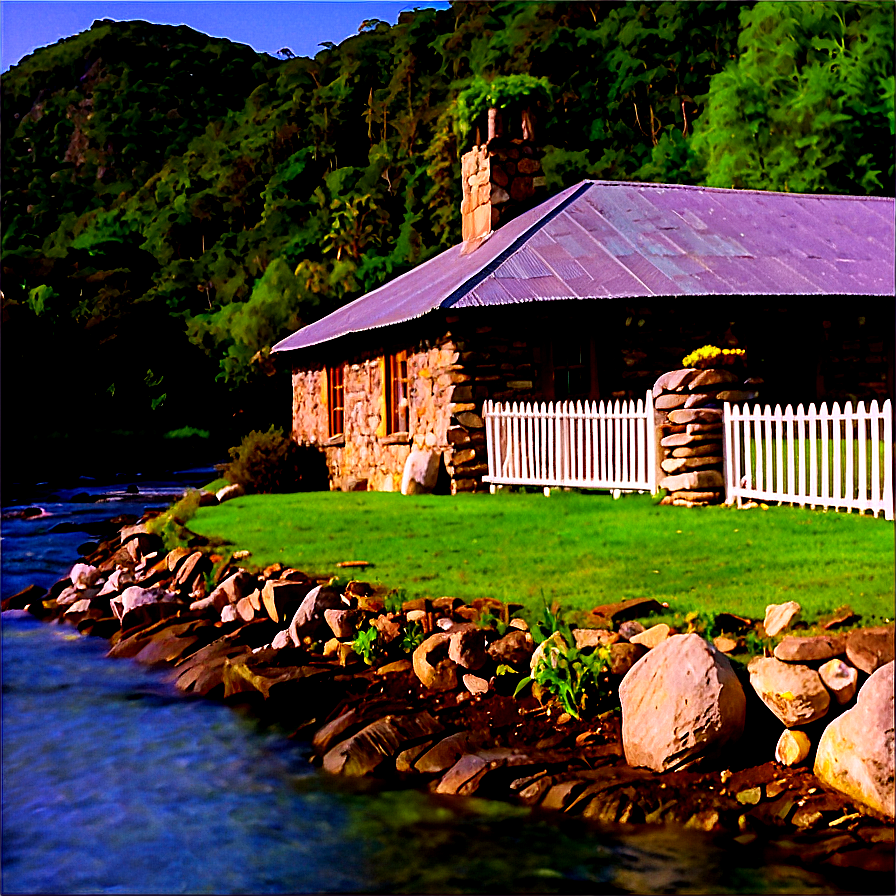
[380,432,410,445]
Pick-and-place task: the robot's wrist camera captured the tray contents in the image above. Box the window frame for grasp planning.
[326,363,345,438]
[382,350,410,436]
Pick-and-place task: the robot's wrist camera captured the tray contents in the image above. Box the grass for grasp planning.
[188,490,894,629]
[741,437,889,499]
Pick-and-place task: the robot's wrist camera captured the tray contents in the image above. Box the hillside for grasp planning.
[1,2,893,485]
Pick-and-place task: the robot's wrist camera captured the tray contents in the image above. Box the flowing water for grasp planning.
[0,476,871,894]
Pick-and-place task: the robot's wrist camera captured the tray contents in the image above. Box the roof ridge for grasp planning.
[581,179,895,202]
[440,182,593,310]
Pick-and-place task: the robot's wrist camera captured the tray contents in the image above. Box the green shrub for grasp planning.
[222,425,328,494]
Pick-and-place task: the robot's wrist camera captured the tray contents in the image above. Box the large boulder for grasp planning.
[747,657,830,727]
[814,662,894,819]
[401,449,440,495]
[618,633,746,772]
[287,585,345,645]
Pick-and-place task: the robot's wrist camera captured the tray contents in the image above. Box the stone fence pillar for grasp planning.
[652,367,758,507]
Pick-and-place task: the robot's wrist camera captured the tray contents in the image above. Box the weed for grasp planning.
[385,589,406,615]
[476,609,508,637]
[353,625,380,665]
[515,636,614,720]
[400,621,424,655]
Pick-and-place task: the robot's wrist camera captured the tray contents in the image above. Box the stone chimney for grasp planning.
[460,106,545,253]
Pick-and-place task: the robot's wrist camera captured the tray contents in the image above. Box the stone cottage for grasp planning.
[272,143,895,494]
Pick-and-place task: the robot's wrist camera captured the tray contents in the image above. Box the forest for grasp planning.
[2,1,893,484]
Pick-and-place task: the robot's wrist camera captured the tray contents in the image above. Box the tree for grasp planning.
[691,2,895,194]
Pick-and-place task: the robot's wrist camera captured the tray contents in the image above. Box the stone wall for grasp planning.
[291,338,464,492]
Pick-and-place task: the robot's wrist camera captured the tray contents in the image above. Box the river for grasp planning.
[0,475,866,894]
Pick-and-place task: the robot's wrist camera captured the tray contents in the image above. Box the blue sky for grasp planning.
[0,1,450,71]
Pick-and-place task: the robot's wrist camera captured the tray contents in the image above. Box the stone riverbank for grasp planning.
[3,502,893,887]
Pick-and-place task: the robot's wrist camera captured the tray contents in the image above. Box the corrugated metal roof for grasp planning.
[272,180,895,354]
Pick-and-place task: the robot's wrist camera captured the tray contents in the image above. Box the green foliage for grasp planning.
[223,425,327,494]
[515,632,614,720]
[352,624,380,665]
[692,2,895,193]
[400,621,424,655]
[453,74,553,144]
[163,426,211,440]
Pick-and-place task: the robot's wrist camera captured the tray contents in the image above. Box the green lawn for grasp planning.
[738,438,890,500]
[188,490,894,628]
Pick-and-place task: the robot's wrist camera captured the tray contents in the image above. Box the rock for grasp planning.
[1,584,46,611]
[236,596,259,623]
[818,658,859,705]
[260,578,312,623]
[845,625,895,674]
[617,620,646,641]
[69,563,102,589]
[323,712,444,776]
[52,584,98,606]
[401,449,440,495]
[271,629,292,650]
[747,657,830,726]
[322,638,358,666]
[216,483,245,503]
[197,490,218,507]
[713,636,738,654]
[821,605,859,630]
[775,729,812,767]
[652,369,698,397]
[815,662,894,819]
[764,601,801,637]
[572,629,619,649]
[173,551,210,589]
[486,630,534,667]
[609,642,648,676]
[324,608,358,639]
[287,585,345,645]
[412,633,458,690]
[655,394,687,410]
[618,634,746,772]
[97,568,135,597]
[688,369,740,390]
[667,408,722,425]
[630,624,671,649]
[221,604,239,624]
[462,673,489,695]
[165,546,193,573]
[774,634,845,663]
[589,597,664,623]
[448,626,487,670]
[660,470,724,492]
[371,613,403,646]
[414,732,475,774]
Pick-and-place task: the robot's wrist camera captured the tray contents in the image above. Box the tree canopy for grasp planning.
[2,2,892,474]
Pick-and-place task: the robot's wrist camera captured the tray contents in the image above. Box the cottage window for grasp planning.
[327,364,345,437]
[551,338,592,401]
[384,351,409,434]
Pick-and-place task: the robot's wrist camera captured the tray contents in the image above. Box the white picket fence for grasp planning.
[723,400,894,520]
[482,394,657,493]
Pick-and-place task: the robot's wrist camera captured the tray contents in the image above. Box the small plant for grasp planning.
[476,608,508,637]
[685,610,724,641]
[222,426,328,494]
[515,639,614,720]
[400,621,424,655]
[384,589,406,615]
[352,625,380,665]
[531,597,568,643]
